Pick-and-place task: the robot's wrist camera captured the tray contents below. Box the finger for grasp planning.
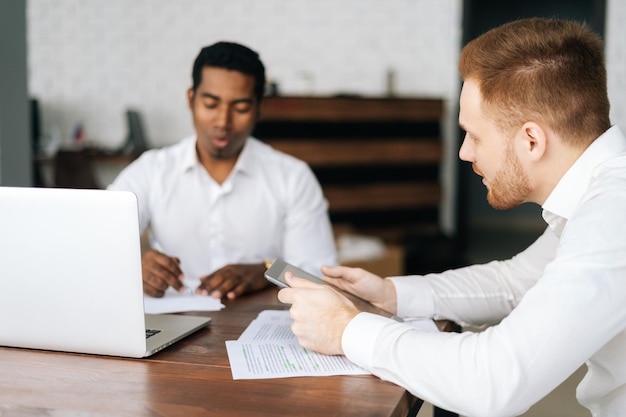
[149,264,183,291]
[142,279,165,298]
[197,273,224,294]
[142,251,184,292]
[152,259,185,291]
[277,284,327,306]
[319,265,367,289]
[320,264,347,278]
[219,273,255,300]
[156,255,183,279]
[284,271,325,289]
[198,264,267,298]
[225,281,252,300]
[198,270,237,298]
[277,287,295,304]
[213,279,241,299]
[142,266,169,290]
[146,250,182,276]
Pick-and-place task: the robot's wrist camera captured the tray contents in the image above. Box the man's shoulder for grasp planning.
[247,137,308,168]
[145,135,194,155]
[590,154,626,195]
[135,135,195,164]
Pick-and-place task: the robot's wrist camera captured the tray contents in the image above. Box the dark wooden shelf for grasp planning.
[260,96,443,122]
[255,96,445,245]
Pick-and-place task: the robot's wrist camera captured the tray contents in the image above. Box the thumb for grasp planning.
[285,271,324,289]
[321,264,351,280]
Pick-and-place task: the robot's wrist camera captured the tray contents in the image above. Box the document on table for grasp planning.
[144,287,224,314]
[226,310,370,379]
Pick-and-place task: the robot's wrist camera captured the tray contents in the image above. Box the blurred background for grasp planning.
[1,0,624,266]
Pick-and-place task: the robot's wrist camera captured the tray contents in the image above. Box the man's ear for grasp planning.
[187,88,195,109]
[520,121,547,162]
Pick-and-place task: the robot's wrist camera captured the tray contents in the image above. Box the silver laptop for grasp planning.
[0,186,210,358]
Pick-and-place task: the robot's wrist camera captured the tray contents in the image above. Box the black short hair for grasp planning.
[192,41,266,103]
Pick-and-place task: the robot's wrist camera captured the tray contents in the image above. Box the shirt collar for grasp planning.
[180,135,199,172]
[542,125,626,233]
[230,137,255,177]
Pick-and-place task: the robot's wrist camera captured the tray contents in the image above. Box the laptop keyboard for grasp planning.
[146,329,161,339]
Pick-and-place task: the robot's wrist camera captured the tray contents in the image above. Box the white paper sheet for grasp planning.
[226,310,441,380]
[226,310,369,379]
[143,288,224,314]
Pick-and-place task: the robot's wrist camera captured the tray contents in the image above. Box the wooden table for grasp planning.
[0,288,421,417]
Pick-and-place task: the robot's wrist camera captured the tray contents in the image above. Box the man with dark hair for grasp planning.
[191,42,266,104]
[109,41,336,300]
[279,18,626,416]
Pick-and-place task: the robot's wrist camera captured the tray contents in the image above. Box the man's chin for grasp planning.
[210,150,227,159]
[487,194,524,211]
[209,147,240,160]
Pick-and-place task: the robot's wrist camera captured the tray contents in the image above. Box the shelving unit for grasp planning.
[254,96,445,246]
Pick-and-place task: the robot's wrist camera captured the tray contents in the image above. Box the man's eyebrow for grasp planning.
[200,92,219,100]
[231,97,254,105]
[199,92,254,105]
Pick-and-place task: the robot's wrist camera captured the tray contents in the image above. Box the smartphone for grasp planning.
[265,259,401,321]
[264,259,325,288]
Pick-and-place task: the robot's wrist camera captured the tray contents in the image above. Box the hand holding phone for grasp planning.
[265,259,401,320]
[264,259,325,288]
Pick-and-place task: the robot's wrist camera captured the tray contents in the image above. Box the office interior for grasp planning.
[1,1,625,415]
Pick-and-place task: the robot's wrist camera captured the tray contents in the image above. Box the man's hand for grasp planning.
[320,265,398,315]
[141,249,185,297]
[197,263,269,300]
[278,272,359,355]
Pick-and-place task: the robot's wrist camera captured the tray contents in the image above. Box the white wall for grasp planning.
[25,0,626,233]
[606,0,626,129]
[26,0,463,149]
[26,0,463,232]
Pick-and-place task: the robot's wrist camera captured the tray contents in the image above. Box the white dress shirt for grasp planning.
[108,135,337,286]
[342,126,626,417]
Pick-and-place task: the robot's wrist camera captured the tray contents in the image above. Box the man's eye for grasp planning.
[234,104,252,113]
[203,101,218,109]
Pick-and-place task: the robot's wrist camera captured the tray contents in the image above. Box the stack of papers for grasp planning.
[143,288,225,314]
[225,310,370,379]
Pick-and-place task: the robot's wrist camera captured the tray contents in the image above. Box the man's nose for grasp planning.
[214,105,231,129]
[458,134,474,162]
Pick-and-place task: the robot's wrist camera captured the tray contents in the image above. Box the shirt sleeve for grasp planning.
[280,160,338,275]
[390,227,557,327]
[106,153,154,233]
[342,191,626,416]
